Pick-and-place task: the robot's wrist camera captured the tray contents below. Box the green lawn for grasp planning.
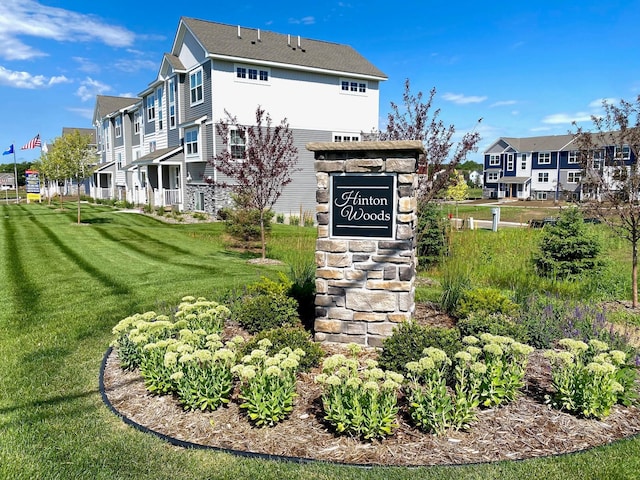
[2,202,640,479]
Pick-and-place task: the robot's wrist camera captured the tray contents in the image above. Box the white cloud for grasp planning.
[0,65,70,89]
[73,57,101,74]
[530,126,553,132]
[542,112,593,124]
[490,100,517,108]
[114,58,158,73]
[289,16,315,25]
[67,107,94,120]
[0,0,136,61]
[442,93,488,105]
[76,77,112,102]
[588,98,617,108]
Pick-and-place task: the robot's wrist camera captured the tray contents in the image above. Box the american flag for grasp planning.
[21,134,41,150]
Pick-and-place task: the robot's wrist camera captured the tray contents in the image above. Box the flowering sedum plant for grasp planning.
[315,344,403,440]
[172,334,244,411]
[232,339,303,427]
[405,347,485,434]
[544,338,628,419]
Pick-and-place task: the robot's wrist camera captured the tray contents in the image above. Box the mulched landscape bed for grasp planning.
[101,339,640,467]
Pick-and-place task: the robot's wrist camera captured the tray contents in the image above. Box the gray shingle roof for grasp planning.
[500,134,576,152]
[95,95,140,118]
[181,17,387,79]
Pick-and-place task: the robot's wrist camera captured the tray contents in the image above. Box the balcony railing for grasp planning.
[164,188,181,206]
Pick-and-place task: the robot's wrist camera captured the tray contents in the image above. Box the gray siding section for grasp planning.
[207,126,330,215]
[183,60,211,123]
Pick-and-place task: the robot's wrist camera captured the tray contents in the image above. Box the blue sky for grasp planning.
[1,0,639,165]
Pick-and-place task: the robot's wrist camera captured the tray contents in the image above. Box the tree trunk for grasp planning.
[260,213,266,260]
[77,180,81,224]
[633,240,638,308]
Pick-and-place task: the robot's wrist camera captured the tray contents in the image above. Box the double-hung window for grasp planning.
[146,94,155,122]
[168,78,176,129]
[114,115,122,138]
[567,171,581,183]
[538,172,549,182]
[506,154,514,171]
[185,128,198,156]
[230,129,246,159]
[156,86,163,130]
[568,151,579,164]
[134,111,141,135]
[538,152,551,164]
[617,145,631,160]
[487,172,499,182]
[489,154,500,166]
[520,154,527,170]
[190,68,203,105]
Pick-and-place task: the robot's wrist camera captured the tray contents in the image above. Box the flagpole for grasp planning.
[12,142,18,204]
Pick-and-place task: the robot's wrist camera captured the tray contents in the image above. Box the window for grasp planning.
[114,115,122,138]
[146,94,155,121]
[506,154,514,171]
[340,78,367,94]
[134,111,141,135]
[194,191,205,211]
[568,151,579,164]
[538,152,551,164]
[489,154,500,166]
[168,78,176,129]
[190,69,203,105]
[185,129,198,156]
[230,129,246,159]
[520,153,527,169]
[333,134,360,142]
[617,145,631,160]
[156,86,163,130]
[592,149,604,169]
[538,172,549,182]
[149,141,156,153]
[567,171,581,183]
[536,191,548,200]
[235,64,269,83]
[117,153,122,170]
[487,172,499,182]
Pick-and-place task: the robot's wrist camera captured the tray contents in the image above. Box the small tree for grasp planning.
[572,95,640,306]
[47,130,96,223]
[446,169,468,223]
[533,208,602,279]
[210,106,299,259]
[377,79,482,202]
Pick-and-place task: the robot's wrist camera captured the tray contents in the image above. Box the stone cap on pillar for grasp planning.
[307,140,425,156]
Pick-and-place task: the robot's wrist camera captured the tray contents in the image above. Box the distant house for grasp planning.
[91,17,386,215]
[483,133,637,201]
[468,170,483,187]
[0,173,15,189]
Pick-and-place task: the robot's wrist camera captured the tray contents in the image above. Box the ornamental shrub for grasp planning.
[416,201,449,269]
[241,326,323,372]
[378,321,462,377]
[455,287,518,319]
[223,193,273,245]
[233,293,300,334]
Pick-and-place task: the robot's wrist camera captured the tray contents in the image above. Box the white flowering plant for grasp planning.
[232,339,303,427]
[544,338,628,418]
[172,334,244,411]
[405,346,485,434]
[315,344,403,440]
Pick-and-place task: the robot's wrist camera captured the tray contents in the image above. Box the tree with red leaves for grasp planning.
[377,79,482,201]
[210,106,299,259]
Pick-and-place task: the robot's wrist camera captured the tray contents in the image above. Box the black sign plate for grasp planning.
[331,174,395,238]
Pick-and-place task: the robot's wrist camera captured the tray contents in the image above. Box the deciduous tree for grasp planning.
[47,129,96,224]
[573,95,640,306]
[210,106,299,259]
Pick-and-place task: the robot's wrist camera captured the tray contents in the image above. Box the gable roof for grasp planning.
[486,134,577,154]
[179,17,387,80]
[93,95,140,124]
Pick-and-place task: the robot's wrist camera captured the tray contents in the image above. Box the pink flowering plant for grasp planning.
[231,339,303,427]
[315,344,404,440]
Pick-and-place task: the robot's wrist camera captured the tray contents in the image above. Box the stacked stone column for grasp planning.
[307,141,423,347]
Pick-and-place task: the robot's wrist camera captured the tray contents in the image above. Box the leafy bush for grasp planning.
[223,193,274,244]
[378,321,462,376]
[276,213,285,224]
[315,344,403,440]
[457,312,528,342]
[241,326,323,372]
[232,340,302,427]
[246,274,292,297]
[233,293,300,334]
[416,201,449,269]
[545,338,629,418]
[533,208,603,279]
[455,287,518,319]
[288,214,300,226]
[286,260,316,331]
